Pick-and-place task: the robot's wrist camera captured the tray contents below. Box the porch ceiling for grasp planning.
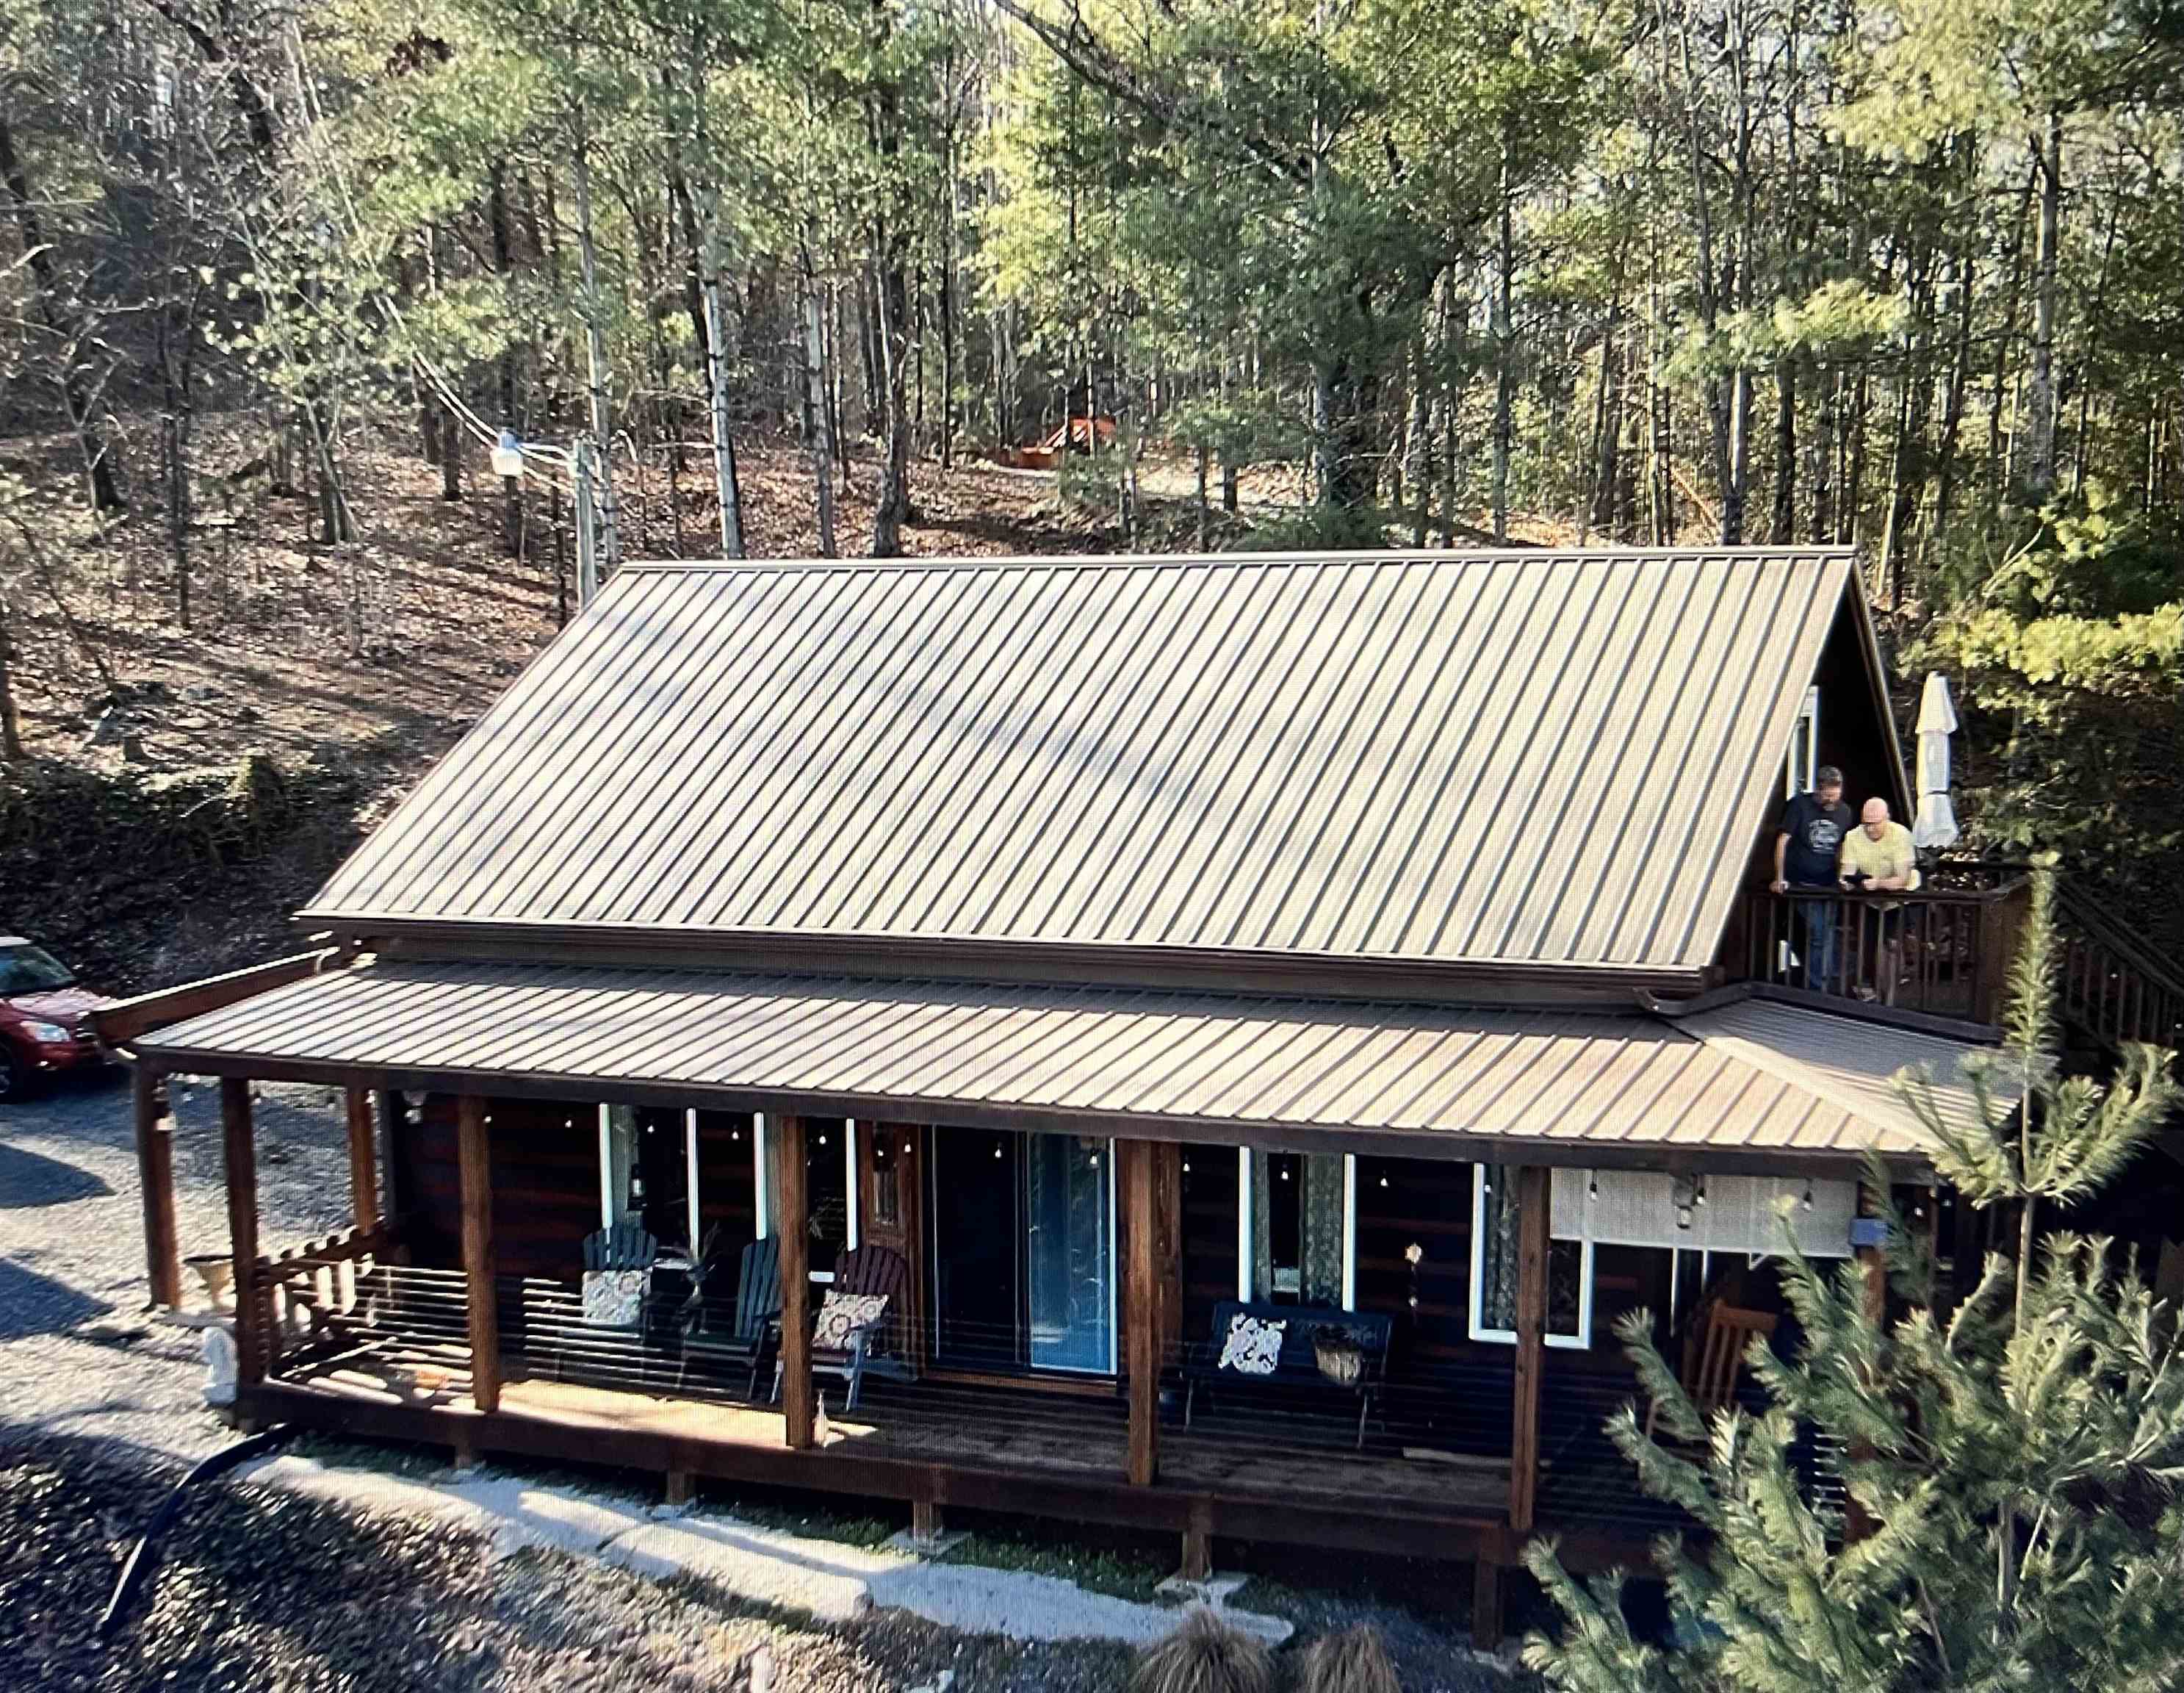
[133,963,2011,1171]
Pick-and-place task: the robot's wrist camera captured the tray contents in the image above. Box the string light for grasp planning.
[1799,1182,1814,1212]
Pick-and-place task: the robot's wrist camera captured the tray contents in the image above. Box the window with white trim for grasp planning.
[1784,685,1820,798]
[1236,1148,1357,1308]
[1468,1165,1594,1349]
[752,1114,859,1282]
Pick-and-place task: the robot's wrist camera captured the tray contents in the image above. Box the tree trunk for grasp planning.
[0,105,123,511]
[2025,111,2064,502]
[488,165,525,556]
[156,287,195,628]
[572,119,621,570]
[440,400,462,500]
[1492,138,1515,541]
[802,266,838,558]
[1769,357,1797,544]
[0,584,21,761]
[871,248,912,556]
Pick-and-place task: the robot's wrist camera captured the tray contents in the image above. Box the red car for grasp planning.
[0,937,114,1100]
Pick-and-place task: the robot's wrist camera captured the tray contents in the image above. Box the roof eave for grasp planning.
[129,1039,1924,1179]
[295,912,1712,1007]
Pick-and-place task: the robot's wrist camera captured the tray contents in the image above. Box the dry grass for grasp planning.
[1297,1626,1402,1693]
[1130,1608,1274,1693]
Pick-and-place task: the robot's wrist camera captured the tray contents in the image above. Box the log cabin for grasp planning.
[101,547,2184,1634]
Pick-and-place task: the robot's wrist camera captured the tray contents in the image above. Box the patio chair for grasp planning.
[1644,1300,1777,1440]
[774,1242,912,1412]
[541,1221,660,1381]
[678,1233,782,1398]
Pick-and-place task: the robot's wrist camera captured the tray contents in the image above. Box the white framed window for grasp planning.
[1784,685,1820,799]
[752,1113,858,1282]
[1468,1164,1594,1350]
[1236,1146,1357,1309]
[685,1108,702,1253]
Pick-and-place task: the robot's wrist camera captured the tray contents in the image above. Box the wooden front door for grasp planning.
[859,1121,927,1370]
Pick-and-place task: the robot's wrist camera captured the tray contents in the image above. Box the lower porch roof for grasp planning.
[131,960,2012,1172]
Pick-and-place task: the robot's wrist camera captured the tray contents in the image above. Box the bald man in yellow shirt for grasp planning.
[1839,798,1920,1000]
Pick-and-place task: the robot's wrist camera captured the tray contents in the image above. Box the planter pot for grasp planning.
[185,1254,234,1310]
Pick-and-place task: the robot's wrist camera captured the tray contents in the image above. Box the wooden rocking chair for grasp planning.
[774,1243,914,1411]
[1644,1301,1778,1440]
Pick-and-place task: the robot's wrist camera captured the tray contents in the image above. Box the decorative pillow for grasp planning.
[812,1290,890,1351]
[1218,1312,1286,1376]
[582,1267,649,1329]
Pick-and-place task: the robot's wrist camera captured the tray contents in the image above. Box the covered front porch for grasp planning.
[111,957,1990,1614]
[231,1217,1679,1572]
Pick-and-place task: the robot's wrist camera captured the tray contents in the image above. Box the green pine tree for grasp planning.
[1523,865,2183,1692]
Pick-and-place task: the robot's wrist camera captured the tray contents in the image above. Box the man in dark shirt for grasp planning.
[1773,765,1850,991]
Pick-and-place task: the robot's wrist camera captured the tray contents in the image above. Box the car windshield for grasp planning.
[0,944,76,994]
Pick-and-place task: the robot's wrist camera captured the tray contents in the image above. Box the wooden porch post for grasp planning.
[774,1114,814,1451]
[1507,1164,1549,1534]
[456,1095,502,1413]
[1856,1179,1889,1326]
[1122,1137,1160,1487]
[345,1086,381,1234]
[133,1065,181,1309]
[219,1077,263,1388]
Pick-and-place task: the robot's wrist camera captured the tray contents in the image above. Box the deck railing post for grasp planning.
[134,1065,181,1309]
[1122,1137,1160,1487]
[456,1095,502,1414]
[345,1086,381,1235]
[1507,1165,1549,1534]
[775,1114,815,1450]
[220,1077,263,1390]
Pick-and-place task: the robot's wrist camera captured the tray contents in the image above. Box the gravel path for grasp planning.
[1,1432,1134,1693]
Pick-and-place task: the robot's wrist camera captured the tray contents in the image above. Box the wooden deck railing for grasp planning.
[1738,860,2184,1050]
[2055,887,2184,1051]
[1739,877,2029,1024]
[254,1218,406,1378]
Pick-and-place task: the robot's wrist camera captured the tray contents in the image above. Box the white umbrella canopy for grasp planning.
[1912,672,1960,850]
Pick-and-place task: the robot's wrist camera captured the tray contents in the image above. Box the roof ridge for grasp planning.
[615,545,1858,575]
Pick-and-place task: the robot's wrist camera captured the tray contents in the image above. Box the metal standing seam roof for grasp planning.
[133,963,2005,1165]
[301,547,1857,975]
[1677,996,2017,1149]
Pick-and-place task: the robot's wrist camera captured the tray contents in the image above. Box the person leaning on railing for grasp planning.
[1773,764,1853,992]
[1838,798,1922,1003]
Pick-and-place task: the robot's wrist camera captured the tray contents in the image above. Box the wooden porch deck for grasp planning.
[247,1323,1671,1572]
[267,1338,1508,1510]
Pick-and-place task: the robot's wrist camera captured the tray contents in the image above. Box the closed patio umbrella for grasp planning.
[1911,672,1959,851]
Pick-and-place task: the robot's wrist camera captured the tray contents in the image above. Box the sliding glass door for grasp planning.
[929,1127,1115,1376]
[1025,1135,1114,1373]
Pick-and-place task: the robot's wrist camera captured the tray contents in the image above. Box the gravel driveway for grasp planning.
[1,1072,353,1459]
[0,1076,1524,1691]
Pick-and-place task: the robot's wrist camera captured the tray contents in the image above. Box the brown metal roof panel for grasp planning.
[303,550,1856,974]
[139,962,1978,1163]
